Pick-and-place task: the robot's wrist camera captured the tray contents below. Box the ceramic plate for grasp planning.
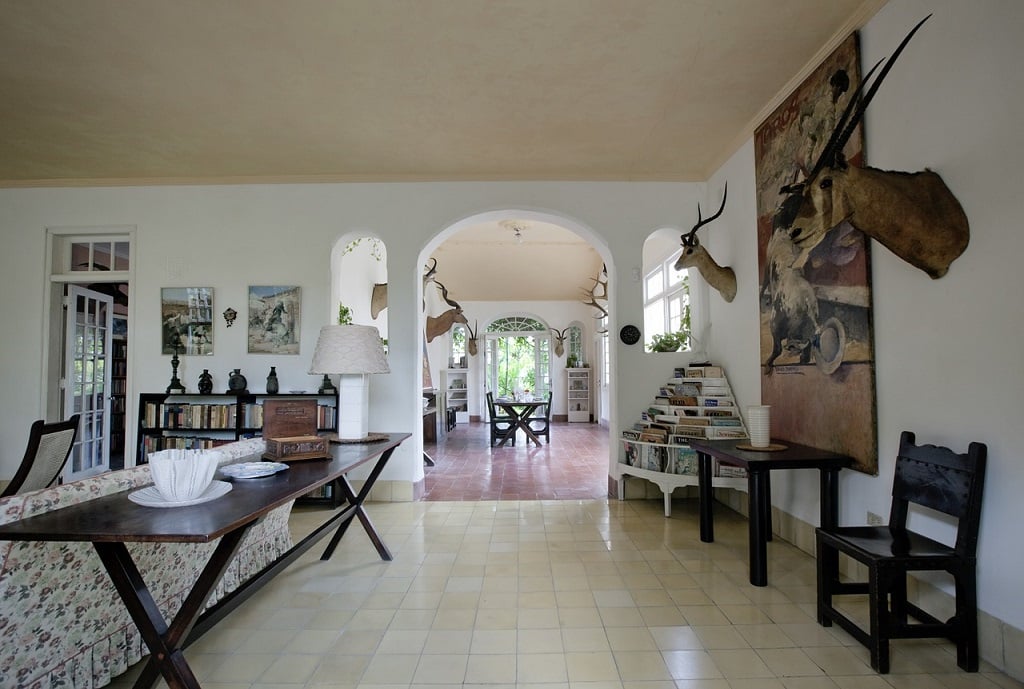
[220,462,289,480]
[129,480,232,508]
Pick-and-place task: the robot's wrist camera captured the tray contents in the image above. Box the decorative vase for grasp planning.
[227,368,248,394]
[266,366,279,394]
[198,369,213,395]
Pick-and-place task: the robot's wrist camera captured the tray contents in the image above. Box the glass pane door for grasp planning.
[63,285,113,481]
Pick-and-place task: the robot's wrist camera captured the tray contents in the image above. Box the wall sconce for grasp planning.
[223,307,237,327]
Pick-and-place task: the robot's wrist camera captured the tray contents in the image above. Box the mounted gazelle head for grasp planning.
[674,184,737,302]
[466,320,479,356]
[550,327,569,358]
[772,15,968,279]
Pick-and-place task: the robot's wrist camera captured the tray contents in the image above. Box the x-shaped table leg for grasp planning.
[94,524,253,689]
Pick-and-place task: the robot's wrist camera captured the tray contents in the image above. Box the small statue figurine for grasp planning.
[198,369,213,395]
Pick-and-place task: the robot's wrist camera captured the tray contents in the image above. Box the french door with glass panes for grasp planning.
[63,285,113,481]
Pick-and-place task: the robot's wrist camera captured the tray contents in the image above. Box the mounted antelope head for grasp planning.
[466,320,479,356]
[674,184,736,302]
[773,15,969,279]
[550,327,568,358]
[423,259,468,342]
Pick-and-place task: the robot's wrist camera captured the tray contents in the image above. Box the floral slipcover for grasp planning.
[0,439,296,689]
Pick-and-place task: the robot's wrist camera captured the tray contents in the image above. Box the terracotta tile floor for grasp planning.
[422,421,610,501]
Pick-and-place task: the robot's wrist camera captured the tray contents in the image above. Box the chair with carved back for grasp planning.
[527,391,553,443]
[1,414,81,497]
[815,431,987,673]
[485,391,516,447]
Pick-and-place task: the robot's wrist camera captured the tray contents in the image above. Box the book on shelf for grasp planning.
[621,429,641,441]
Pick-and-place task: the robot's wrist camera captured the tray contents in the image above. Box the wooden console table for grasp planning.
[0,433,408,689]
[688,438,852,586]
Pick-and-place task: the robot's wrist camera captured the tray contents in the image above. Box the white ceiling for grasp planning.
[0,0,884,300]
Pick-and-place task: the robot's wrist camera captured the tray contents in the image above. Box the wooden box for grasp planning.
[264,435,329,462]
[263,399,318,438]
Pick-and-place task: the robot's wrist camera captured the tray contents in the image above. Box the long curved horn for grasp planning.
[808,14,931,181]
[683,184,728,243]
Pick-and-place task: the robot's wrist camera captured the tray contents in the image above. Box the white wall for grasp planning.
[0,182,699,490]
[708,0,1024,632]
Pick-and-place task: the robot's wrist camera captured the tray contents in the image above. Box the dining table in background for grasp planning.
[493,398,548,447]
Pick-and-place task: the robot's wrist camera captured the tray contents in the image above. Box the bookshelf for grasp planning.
[136,392,338,465]
[619,365,749,516]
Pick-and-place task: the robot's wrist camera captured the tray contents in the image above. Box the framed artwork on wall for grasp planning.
[753,32,878,474]
[161,287,213,355]
[248,286,301,354]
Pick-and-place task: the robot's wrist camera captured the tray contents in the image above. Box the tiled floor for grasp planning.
[422,421,610,501]
[111,497,1022,689]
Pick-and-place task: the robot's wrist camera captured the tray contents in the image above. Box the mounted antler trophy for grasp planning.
[581,264,609,334]
[550,327,569,358]
[466,320,479,356]
[674,184,737,302]
[772,15,968,279]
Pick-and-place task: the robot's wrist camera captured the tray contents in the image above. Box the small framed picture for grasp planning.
[161,287,213,355]
[248,286,301,354]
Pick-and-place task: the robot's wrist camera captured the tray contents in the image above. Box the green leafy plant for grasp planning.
[337,302,353,325]
[648,330,689,353]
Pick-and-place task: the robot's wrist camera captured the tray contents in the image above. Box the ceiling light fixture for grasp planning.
[500,220,527,245]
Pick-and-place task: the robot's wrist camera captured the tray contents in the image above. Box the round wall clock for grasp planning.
[619,325,641,345]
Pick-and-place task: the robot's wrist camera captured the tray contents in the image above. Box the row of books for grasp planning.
[140,435,231,457]
[621,442,746,477]
[674,365,724,379]
[142,401,338,430]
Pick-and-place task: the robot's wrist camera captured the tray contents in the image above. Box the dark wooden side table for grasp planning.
[687,438,853,587]
[0,433,409,689]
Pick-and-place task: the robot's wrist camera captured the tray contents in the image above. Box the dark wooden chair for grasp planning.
[2,414,81,497]
[527,391,553,443]
[485,392,516,446]
[815,431,987,673]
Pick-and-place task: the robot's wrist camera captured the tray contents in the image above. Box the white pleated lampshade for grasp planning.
[308,325,390,375]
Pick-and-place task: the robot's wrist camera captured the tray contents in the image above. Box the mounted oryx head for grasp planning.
[466,320,479,356]
[773,15,968,279]
[550,327,569,358]
[674,184,736,302]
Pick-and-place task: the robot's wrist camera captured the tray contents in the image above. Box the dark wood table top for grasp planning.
[687,438,853,472]
[0,433,409,544]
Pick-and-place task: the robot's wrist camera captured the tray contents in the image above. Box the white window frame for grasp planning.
[643,253,700,351]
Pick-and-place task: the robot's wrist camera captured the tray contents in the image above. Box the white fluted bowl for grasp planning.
[147,449,222,502]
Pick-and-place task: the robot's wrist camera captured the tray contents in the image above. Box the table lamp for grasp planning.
[309,324,390,442]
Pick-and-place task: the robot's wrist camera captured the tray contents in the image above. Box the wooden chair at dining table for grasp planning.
[485,391,516,446]
[526,391,552,443]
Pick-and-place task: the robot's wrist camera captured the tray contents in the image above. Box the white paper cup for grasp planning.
[747,405,771,448]
[148,449,221,502]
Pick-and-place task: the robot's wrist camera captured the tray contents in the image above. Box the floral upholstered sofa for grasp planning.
[0,438,295,689]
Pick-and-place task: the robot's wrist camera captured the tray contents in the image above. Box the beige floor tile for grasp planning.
[360,652,420,684]
[412,653,469,684]
[706,649,774,679]
[471,628,518,653]
[605,627,659,652]
[561,627,610,652]
[519,628,566,654]
[565,651,621,681]
[757,648,826,677]
[613,651,674,681]
[465,653,518,683]
[518,652,570,683]
[661,650,725,680]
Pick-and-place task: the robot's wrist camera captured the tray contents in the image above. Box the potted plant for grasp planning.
[648,330,689,352]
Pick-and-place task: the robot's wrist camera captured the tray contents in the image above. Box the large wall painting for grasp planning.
[754,33,877,474]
